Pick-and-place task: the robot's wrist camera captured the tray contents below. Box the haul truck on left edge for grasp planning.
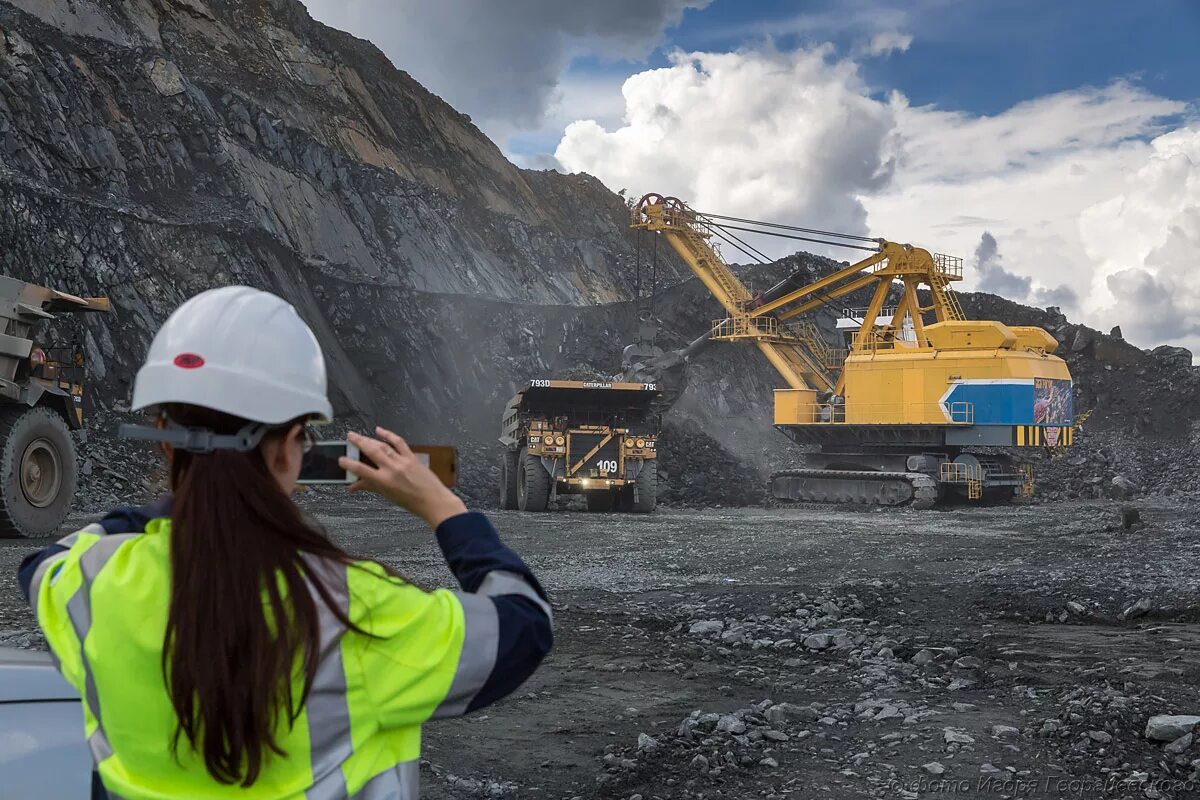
[0,277,110,537]
[499,379,662,512]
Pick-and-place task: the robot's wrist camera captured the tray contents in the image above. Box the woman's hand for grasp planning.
[340,427,467,528]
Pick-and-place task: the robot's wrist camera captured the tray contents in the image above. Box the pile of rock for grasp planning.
[1145,715,1200,788]
[73,408,164,512]
[595,699,824,793]
[656,419,767,507]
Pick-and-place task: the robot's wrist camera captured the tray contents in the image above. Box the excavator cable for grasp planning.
[694,212,880,243]
[702,222,881,253]
[698,221,770,267]
[696,218,862,319]
[634,225,642,299]
[651,229,658,308]
[696,218,775,265]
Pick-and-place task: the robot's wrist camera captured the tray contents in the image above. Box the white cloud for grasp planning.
[698,1,910,47]
[867,83,1188,344]
[857,31,912,57]
[1080,125,1200,350]
[555,47,897,247]
[554,43,1195,351]
[301,0,707,143]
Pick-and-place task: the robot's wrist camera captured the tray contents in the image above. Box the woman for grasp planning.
[18,286,552,799]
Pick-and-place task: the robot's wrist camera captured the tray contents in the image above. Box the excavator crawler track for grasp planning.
[771,469,939,509]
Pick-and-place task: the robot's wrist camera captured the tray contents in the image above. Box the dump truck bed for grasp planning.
[506,379,660,411]
[502,380,661,444]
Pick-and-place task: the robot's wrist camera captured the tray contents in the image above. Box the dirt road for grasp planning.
[3,497,1199,798]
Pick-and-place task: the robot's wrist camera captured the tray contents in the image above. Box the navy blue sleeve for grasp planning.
[435,511,548,599]
[434,511,553,713]
[97,493,173,535]
[18,545,68,603]
[17,494,173,603]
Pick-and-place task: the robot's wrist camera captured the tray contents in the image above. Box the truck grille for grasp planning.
[568,432,622,477]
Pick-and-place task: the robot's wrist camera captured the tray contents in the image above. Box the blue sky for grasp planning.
[505,0,1199,160]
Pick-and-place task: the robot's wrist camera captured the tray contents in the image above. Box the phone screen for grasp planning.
[298,441,456,486]
[299,442,356,483]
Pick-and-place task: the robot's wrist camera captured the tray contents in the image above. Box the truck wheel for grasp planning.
[0,407,77,538]
[629,460,657,513]
[585,490,615,512]
[517,448,550,512]
[499,450,519,509]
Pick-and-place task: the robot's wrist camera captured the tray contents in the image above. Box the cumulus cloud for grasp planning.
[553,42,1190,347]
[972,232,1078,310]
[1031,284,1079,309]
[302,0,707,140]
[974,232,1031,298]
[555,47,898,249]
[1081,125,1200,349]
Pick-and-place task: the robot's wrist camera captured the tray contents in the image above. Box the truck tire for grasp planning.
[585,490,615,512]
[499,450,519,510]
[0,406,77,538]
[517,448,550,512]
[629,459,657,513]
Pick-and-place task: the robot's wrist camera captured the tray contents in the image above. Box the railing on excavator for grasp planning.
[799,401,975,425]
[842,305,899,320]
[849,333,921,352]
[933,253,963,278]
[939,461,983,498]
[712,317,847,369]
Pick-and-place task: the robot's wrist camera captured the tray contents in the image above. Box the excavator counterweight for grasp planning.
[629,194,1073,508]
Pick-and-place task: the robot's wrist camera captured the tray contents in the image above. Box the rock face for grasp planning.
[0,0,686,430]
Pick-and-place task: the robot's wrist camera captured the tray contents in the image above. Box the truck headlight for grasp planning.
[636,438,646,448]
[624,439,634,448]
[555,435,565,446]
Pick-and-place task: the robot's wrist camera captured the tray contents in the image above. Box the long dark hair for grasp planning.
[162,404,361,786]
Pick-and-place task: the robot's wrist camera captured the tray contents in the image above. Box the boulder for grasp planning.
[1146,715,1200,742]
[689,620,724,637]
[1152,344,1193,369]
[1110,475,1138,500]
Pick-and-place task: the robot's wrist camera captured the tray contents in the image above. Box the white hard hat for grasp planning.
[130,286,333,425]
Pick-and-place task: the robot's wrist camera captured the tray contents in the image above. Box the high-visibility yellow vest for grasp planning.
[30,518,499,799]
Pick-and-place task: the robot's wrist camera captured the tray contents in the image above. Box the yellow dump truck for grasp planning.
[0,277,110,536]
[499,380,662,512]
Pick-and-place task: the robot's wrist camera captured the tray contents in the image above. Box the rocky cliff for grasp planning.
[0,0,686,430]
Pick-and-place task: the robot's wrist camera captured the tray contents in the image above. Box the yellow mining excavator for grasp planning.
[630,194,1074,508]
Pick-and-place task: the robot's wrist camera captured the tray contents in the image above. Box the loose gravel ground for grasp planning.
[3,497,1200,798]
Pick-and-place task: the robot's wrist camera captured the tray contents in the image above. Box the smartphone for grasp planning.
[298,441,457,487]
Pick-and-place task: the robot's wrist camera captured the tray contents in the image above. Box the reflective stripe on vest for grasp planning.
[355,760,418,799]
[431,569,548,719]
[303,557,354,799]
[27,524,106,613]
[63,532,143,765]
